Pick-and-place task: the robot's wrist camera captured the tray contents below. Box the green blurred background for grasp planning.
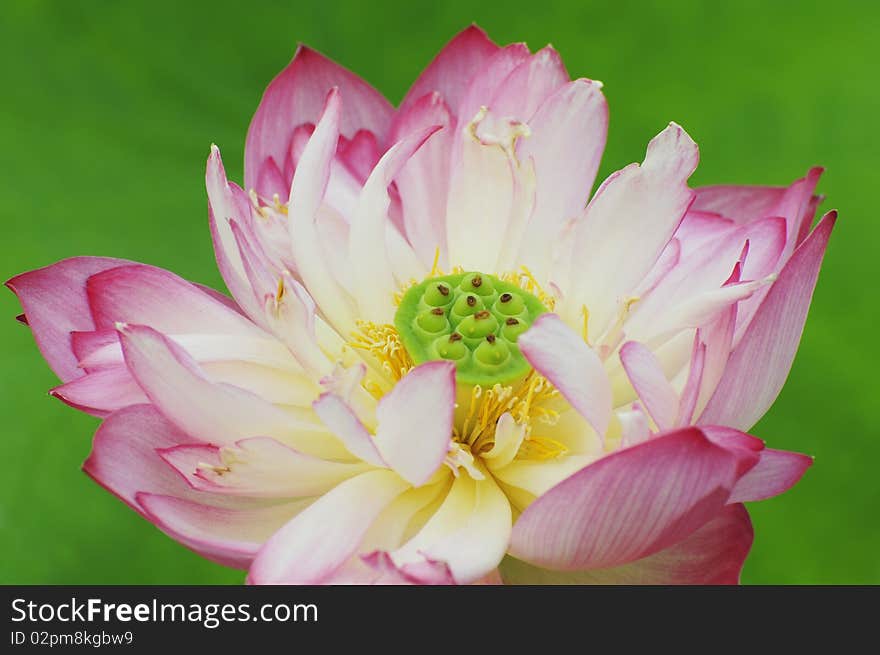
[1,0,877,584]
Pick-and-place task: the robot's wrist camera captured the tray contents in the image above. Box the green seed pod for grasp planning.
[458,310,498,339]
[452,293,484,318]
[460,272,495,297]
[494,291,525,316]
[434,333,467,361]
[474,335,510,366]
[423,281,453,307]
[501,316,529,342]
[416,307,448,334]
[394,271,548,386]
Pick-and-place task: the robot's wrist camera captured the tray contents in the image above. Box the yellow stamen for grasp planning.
[349,321,414,394]
[500,266,556,310]
[454,370,560,458]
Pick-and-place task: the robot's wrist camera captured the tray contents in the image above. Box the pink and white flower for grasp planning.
[8,26,834,584]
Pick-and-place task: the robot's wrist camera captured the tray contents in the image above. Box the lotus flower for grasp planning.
[8,25,834,584]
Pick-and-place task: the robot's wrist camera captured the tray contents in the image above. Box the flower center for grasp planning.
[394,271,548,386]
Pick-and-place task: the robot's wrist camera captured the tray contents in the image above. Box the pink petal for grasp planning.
[618,404,651,449]
[361,551,456,585]
[312,393,385,467]
[247,470,410,584]
[87,263,262,336]
[692,185,788,225]
[83,404,196,508]
[338,130,381,182]
[117,324,314,448]
[256,157,288,204]
[157,437,367,498]
[207,146,268,326]
[674,210,736,258]
[562,123,699,337]
[84,404,303,569]
[375,361,455,486]
[489,45,570,121]
[6,257,131,382]
[519,314,612,439]
[619,340,679,431]
[699,212,836,430]
[398,25,498,123]
[517,78,608,279]
[349,125,441,323]
[263,272,333,379]
[624,209,785,348]
[389,92,453,266]
[729,448,813,503]
[444,106,524,272]
[508,427,746,570]
[502,504,753,584]
[677,341,706,427]
[138,492,308,570]
[287,89,358,336]
[51,367,147,417]
[456,42,530,128]
[244,45,393,191]
[693,303,737,418]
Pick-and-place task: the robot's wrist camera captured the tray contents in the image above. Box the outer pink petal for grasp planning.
[375,361,455,486]
[699,211,836,430]
[157,437,367,498]
[247,469,409,584]
[455,43,530,128]
[489,46,570,121]
[502,504,753,584]
[51,367,147,417]
[87,262,261,336]
[729,448,813,503]
[117,324,309,447]
[693,167,823,252]
[338,130,381,183]
[398,25,498,122]
[6,256,131,382]
[519,313,611,439]
[83,404,301,569]
[244,45,393,190]
[508,427,748,571]
[83,404,197,508]
[137,492,308,570]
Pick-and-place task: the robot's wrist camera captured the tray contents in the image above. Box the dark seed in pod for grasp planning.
[506,318,519,325]
[438,284,450,296]
[486,334,496,343]
[475,310,491,320]
[471,276,483,288]
[449,333,462,342]
[500,293,513,303]
[431,307,444,315]
[466,295,477,307]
